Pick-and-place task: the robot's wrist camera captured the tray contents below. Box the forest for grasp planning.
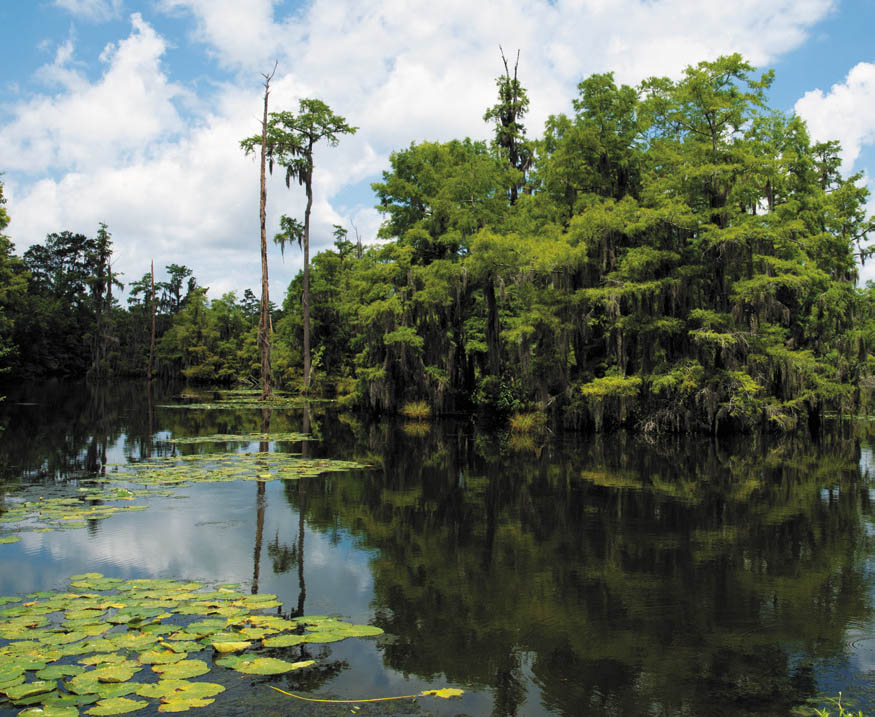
[2,53,874,434]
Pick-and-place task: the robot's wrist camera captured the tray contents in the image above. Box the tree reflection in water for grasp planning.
[285,416,875,716]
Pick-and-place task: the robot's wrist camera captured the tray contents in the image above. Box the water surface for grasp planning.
[1,380,874,716]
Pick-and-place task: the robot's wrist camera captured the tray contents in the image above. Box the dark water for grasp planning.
[1,380,875,716]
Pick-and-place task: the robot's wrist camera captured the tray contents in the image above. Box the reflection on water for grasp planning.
[1,380,874,716]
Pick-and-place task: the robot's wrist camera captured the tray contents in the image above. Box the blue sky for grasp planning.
[1,0,874,299]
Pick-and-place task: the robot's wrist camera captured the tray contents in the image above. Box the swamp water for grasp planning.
[0,381,874,716]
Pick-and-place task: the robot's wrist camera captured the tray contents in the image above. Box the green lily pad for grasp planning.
[67,672,102,695]
[157,697,214,712]
[92,663,141,683]
[108,634,157,651]
[302,631,347,643]
[14,691,63,706]
[137,650,185,665]
[261,634,305,648]
[0,535,21,543]
[210,640,251,653]
[85,696,148,715]
[79,654,126,666]
[151,660,208,679]
[95,683,143,700]
[162,640,200,654]
[0,666,25,683]
[45,693,100,707]
[215,655,314,674]
[4,679,57,699]
[173,682,224,699]
[135,680,191,699]
[340,624,384,638]
[37,664,87,679]
[0,674,25,691]
[19,705,81,717]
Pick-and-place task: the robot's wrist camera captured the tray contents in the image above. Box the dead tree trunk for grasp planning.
[258,65,277,399]
[148,260,156,382]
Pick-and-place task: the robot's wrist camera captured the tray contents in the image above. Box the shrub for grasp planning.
[401,400,430,420]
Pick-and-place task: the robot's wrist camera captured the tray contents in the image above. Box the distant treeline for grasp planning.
[2,53,875,433]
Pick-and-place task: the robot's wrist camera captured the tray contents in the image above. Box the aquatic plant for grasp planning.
[0,574,386,714]
[0,452,368,545]
[400,401,430,420]
[165,432,310,444]
[508,410,546,433]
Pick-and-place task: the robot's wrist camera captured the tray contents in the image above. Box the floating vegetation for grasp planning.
[158,396,326,410]
[1,452,368,545]
[113,452,367,488]
[0,574,384,714]
[166,432,310,445]
[0,489,155,545]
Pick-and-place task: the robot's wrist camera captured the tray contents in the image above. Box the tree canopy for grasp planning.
[2,55,874,433]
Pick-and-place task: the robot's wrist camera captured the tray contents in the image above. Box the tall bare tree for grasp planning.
[240,63,278,399]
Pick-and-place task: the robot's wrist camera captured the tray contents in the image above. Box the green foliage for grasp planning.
[0,574,384,715]
[3,56,873,433]
[508,410,546,433]
[400,401,430,420]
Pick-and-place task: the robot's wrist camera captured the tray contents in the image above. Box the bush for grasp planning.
[401,400,430,420]
[509,410,546,433]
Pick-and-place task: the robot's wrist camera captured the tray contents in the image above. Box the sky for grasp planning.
[2,0,875,301]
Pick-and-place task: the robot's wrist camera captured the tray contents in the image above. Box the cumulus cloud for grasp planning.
[0,13,184,176]
[2,0,843,298]
[795,62,875,174]
[793,62,875,284]
[53,0,123,21]
[157,0,287,71]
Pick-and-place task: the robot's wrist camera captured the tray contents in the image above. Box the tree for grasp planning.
[87,223,123,379]
[240,63,278,400]
[265,99,357,390]
[0,179,28,378]
[483,47,532,204]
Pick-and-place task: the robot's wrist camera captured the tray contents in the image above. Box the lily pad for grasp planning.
[36,664,87,679]
[135,680,191,699]
[151,660,208,679]
[137,650,185,665]
[210,640,251,653]
[95,683,143,700]
[0,535,21,544]
[0,674,25,691]
[79,654,127,667]
[19,706,81,717]
[92,663,141,683]
[422,688,465,699]
[261,634,305,648]
[85,696,148,715]
[4,680,57,700]
[157,697,214,712]
[215,655,314,675]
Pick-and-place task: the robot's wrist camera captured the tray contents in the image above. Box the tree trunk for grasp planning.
[147,260,156,382]
[302,159,313,391]
[258,71,273,399]
[485,278,500,377]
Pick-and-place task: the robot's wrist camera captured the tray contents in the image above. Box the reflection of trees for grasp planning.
[286,420,874,716]
[0,379,184,482]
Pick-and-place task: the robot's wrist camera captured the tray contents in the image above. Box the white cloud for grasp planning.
[793,62,875,285]
[2,0,842,299]
[157,0,287,71]
[795,62,875,174]
[53,0,123,21]
[0,13,184,176]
